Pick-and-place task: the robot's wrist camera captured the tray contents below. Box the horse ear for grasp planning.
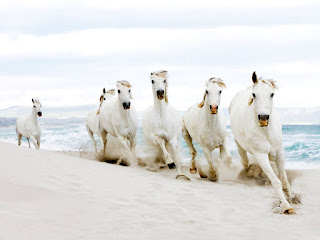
[107,89,115,95]
[32,98,34,103]
[252,71,258,84]
[103,88,106,94]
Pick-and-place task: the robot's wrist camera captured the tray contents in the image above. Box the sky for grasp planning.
[0,0,320,111]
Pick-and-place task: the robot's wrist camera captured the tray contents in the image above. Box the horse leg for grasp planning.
[100,129,107,156]
[154,136,174,165]
[219,138,233,168]
[275,150,292,199]
[236,141,249,169]
[17,132,22,146]
[182,124,197,174]
[27,138,31,148]
[30,136,39,150]
[117,136,137,166]
[253,152,294,214]
[168,138,189,180]
[37,136,41,149]
[86,125,97,153]
[202,146,218,181]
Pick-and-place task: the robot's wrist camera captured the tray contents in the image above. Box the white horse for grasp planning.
[86,88,115,153]
[230,71,294,214]
[142,70,186,179]
[16,98,42,150]
[182,78,232,181]
[99,81,137,165]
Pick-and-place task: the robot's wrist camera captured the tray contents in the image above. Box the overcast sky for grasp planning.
[0,0,319,111]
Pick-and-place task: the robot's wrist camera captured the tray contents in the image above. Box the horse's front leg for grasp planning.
[117,135,137,166]
[168,138,190,180]
[219,138,233,168]
[202,146,218,181]
[154,136,174,165]
[253,151,294,214]
[99,128,107,156]
[275,150,292,200]
[30,136,39,150]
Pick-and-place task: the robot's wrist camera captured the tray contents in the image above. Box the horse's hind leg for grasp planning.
[37,136,41,149]
[236,141,249,169]
[86,125,97,153]
[182,124,197,173]
[27,138,31,148]
[17,132,22,146]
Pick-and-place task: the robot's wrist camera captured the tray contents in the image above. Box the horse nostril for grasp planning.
[210,105,212,109]
[216,106,219,110]
[157,90,164,96]
[258,114,269,121]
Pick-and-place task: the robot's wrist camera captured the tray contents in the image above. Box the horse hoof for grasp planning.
[284,208,295,214]
[176,174,190,180]
[168,162,176,169]
[190,168,197,174]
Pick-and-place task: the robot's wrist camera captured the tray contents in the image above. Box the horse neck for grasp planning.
[31,108,38,124]
[153,96,168,117]
[203,101,220,127]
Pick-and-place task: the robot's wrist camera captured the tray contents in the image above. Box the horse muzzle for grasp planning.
[37,112,42,117]
[156,90,165,100]
[210,105,218,114]
[258,114,269,127]
[123,102,131,110]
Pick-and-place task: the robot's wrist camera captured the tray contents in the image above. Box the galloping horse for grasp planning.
[230,71,294,214]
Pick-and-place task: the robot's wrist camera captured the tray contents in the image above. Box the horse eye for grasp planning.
[34,106,36,108]
[118,90,120,93]
[219,90,222,94]
[252,93,256,98]
[104,98,106,100]
[206,90,208,94]
[271,93,274,97]
[151,80,154,84]
[164,80,166,83]
[129,90,131,93]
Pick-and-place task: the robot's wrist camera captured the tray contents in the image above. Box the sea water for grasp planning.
[0,117,319,169]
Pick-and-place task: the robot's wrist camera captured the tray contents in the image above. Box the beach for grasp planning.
[0,141,319,240]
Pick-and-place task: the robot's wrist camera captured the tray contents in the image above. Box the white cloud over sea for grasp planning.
[0,0,319,111]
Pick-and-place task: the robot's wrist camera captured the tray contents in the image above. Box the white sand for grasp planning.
[0,141,319,240]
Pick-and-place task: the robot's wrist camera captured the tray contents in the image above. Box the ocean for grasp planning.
[1,111,320,169]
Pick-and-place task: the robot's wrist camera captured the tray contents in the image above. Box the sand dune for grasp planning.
[0,141,319,240]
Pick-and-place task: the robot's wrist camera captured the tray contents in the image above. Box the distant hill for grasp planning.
[0,105,319,125]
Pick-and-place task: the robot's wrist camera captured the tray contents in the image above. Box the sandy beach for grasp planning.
[0,141,319,240]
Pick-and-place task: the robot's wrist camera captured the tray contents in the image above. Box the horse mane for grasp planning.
[151,70,168,78]
[209,77,227,88]
[198,92,206,108]
[198,77,226,108]
[117,80,132,88]
[259,77,278,89]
